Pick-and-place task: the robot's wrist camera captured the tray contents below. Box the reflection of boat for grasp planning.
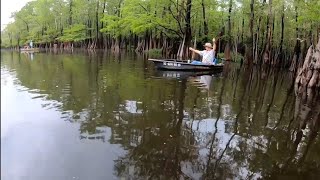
[153,70,219,79]
[20,48,40,53]
[80,134,105,142]
[189,75,212,90]
[21,51,35,60]
[148,59,224,71]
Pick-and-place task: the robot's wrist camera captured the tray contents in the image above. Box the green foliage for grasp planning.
[231,52,244,62]
[217,53,224,58]
[146,48,163,58]
[100,15,124,37]
[217,52,243,62]
[57,24,88,42]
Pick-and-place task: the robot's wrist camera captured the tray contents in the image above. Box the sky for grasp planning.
[1,0,33,31]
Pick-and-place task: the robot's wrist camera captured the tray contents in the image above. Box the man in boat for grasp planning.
[188,38,217,65]
[29,40,33,49]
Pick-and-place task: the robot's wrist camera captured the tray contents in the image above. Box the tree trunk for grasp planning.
[278,4,285,64]
[289,41,301,71]
[17,37,20,48]
[177,0,192,59]
[95,0,99,46]
[185,0,192,56]
[244,0,254,65]
[289,3,301,71]
[9,33,12,48]
[263,0,273,65]
[295,36,320,89]
[114,37,120,53]
[254,17,261,64]
[201,0,208,37]
[224,0,232,60]
[241,18,244,42]
[101,0,106,31]
[177,35,186,59]
[69,0,73,26]
[249,0,254,47]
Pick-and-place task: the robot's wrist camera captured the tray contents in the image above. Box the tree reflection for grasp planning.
[1,51,320,179]
[113,79,201,179]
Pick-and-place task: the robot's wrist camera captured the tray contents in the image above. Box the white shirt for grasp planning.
[199,50,215,64]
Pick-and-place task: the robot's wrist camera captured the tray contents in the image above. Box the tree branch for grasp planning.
[155,26,171,39]
[169,0,186,20]
[138,3,148,12]
[155,22,182,39]
[168,6,184,35]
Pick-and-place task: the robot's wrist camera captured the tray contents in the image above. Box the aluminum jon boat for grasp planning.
[148,59,224,71]
[20,48,40,53]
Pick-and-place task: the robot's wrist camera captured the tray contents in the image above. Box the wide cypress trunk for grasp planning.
[295,36,320,89]
[293,37,320,150]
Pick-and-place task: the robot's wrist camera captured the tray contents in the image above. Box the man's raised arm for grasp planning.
[212,38,217,51]
[189,47,201,55]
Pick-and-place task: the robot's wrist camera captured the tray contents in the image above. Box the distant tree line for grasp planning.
[1,0,319,67]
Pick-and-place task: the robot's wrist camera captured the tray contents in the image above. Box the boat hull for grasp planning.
[20,48,40,52]
[149,59,224,71]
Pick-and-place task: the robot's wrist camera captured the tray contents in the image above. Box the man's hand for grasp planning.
[189,47,200,55]
[212,38,216,42]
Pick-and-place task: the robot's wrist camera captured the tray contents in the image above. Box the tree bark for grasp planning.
[295,36,320,89]
[279,4,285,64]
[177,0,192,59]
[201,0,208,37]
[69,0,73,26]
[249,0,254,41]
[263,0,273,65]
[241,18,244,42]
[224,0,233,60]
[244,0,254,65]
[254,16,261,64]
[96,0,99,46]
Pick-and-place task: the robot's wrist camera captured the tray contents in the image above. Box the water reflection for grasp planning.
[153,70,220,80]
[1,51,319,179]
[20,51,35,60]
[189,75,213,90]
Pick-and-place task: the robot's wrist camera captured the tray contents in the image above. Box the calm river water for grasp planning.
[1,50,319,180]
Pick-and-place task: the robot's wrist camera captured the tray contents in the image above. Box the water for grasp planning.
[1,50,319,179]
